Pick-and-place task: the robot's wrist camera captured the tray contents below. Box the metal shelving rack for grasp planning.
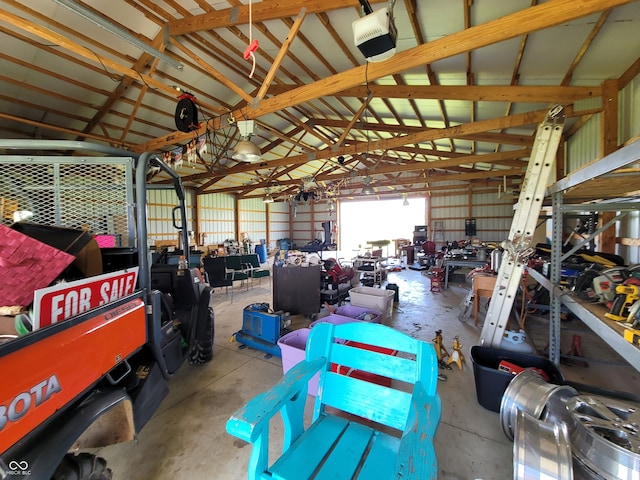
[538,139,640,372]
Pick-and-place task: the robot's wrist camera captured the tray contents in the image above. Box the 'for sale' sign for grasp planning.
[32,267,139,330]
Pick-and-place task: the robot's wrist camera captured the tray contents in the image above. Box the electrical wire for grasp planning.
[364,61,371,155]
[247,0,257,78]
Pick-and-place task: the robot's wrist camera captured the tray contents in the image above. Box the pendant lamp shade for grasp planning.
[361,185,375,195]
[232,120,262,163]
[232,138,262,163]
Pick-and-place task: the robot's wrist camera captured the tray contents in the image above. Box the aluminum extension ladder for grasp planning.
[479,105,566,347]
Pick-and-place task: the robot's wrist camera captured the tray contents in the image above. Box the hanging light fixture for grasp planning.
[263,193,274,203]
[361,176,375,195]
[232,120,262,163]
[402,194,409,206]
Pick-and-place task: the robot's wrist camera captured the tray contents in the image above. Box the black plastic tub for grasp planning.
[470,346,564,413]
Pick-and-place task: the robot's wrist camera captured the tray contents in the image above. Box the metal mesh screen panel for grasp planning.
[0,158,134,246]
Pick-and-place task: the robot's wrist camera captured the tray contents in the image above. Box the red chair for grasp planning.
[429,267,445,292]
[422,241,437,255]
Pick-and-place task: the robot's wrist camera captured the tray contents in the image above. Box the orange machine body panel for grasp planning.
[0,296,147,454]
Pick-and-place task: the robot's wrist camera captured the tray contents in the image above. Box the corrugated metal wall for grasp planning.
[196,192,235,246]
[617,75,640,264]
[238,198,267,245]
[619,75,640,143]
[290,201,335,249]
[145,76,639,260]
[430,190,514,245]
[147,191,293,251]
[147,188,196,246]
[565,79,640,263]
[269,201,291,250]
[566,116,601,172]
[291,203,312,248]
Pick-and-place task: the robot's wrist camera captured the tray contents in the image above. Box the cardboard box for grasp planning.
[73,238,103,278]
[0,315,18,336]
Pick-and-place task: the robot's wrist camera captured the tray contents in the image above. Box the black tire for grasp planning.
[52,453,112,480]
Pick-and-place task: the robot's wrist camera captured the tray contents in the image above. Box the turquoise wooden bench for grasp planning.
[226,321,441,479]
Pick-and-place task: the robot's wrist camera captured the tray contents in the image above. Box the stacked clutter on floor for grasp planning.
[470,347,640,479]
[500,369,640,479]
[277,305,384,396]
[348,285,395,325]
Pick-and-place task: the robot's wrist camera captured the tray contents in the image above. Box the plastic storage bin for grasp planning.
[309,314,361,328]
[470,346,564,412]
[348,286,395,324]
[277,328,319,396]
[334,305,382,323]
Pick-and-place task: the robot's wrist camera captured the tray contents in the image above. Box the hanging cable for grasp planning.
[243,0,259,78]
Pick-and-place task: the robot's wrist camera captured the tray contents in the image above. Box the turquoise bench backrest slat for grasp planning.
[306,322,438,432]
[320,372,411,431]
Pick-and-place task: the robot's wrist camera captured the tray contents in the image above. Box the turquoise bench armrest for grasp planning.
[226,357,326,444]
[396,381,442,479]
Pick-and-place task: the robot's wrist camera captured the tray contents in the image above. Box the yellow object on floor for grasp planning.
[433,329,450,362]
[448,336,465,370]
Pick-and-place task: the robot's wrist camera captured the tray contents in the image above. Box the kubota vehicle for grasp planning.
[0,141,214,480]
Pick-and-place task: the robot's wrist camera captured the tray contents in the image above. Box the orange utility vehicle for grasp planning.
[0,141,214,479]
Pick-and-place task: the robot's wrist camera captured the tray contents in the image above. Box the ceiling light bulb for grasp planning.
[361,185,375,195]
[232,137,262,163]
[263,193,274,203]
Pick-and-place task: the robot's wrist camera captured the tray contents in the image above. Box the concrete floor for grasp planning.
[94,267,638,479]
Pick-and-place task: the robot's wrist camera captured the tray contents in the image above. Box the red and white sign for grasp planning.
[32,267,139,330]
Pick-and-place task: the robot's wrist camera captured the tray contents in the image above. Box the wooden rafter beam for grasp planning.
[310,119,536,146]
[215,166,525,196]
[561,9,612,86]
[256,8,308,101]
[83,31,167,141]
[619,56,640,89]
[159,105,593,185]
[139,0,626,152]
[170,37,253,103]
[336,93,372,147]
[168,0,388,36]
[266,84,602,102]
[0,8,226,115]
[0,112,131,147]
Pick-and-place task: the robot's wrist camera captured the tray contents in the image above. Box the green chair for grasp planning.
[224,255,250,290]
[241,253,271,288]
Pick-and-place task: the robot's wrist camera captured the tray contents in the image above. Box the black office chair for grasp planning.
[203,257,234,302]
